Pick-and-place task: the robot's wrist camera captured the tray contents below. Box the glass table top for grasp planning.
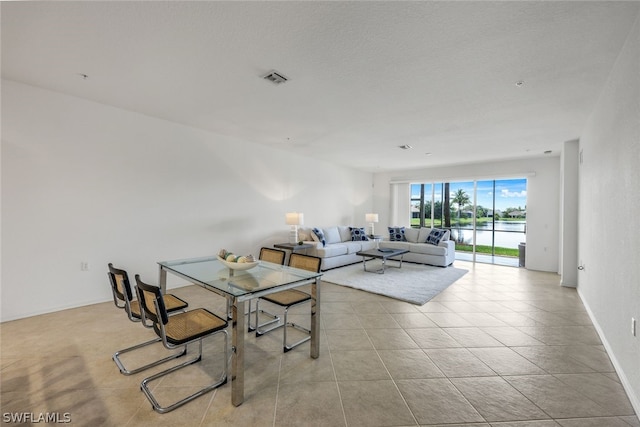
[159,256,321,298]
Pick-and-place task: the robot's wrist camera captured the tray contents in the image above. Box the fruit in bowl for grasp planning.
[217,249,259,270]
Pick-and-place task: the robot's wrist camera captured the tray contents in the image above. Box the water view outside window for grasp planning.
[411,178,527,263]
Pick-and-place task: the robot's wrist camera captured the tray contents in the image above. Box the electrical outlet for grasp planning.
[81,261,89,271]
[632,318,637,337]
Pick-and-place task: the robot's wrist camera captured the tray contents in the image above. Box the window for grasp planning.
[410,178,527,266]
[410,182,447,229]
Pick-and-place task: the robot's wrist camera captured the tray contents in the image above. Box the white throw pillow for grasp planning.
[404,227,420,243]
[298,228,311,242]
[418,227,432,243]
[323,226,342,244]
[338,226,352,242]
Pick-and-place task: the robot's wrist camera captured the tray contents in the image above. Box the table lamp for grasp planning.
[285,212,304,244]
[365,213,379,236]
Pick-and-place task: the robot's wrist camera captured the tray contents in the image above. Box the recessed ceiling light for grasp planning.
[398,144,412,150]
[515,80,525,87]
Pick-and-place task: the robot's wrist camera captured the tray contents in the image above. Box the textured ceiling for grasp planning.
[2,1,638,172]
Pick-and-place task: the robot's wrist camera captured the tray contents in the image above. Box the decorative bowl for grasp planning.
[217,256,260,271]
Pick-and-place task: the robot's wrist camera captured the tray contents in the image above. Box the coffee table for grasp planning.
[356,248,409,274]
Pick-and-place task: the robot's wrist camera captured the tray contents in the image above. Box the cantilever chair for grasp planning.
[254,253,321,352]
[259,246,287,264]
[107,263,189,375]
[246,247,287,332]
[135,275,229,414]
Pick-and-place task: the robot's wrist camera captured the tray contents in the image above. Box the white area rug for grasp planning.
[321,261,468,305]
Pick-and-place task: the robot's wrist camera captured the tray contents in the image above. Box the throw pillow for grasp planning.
[312,227,326,247]
[349,227,369,241]
[418,227,431,243]
[426,228,447,245]
[338,226,352,242]
[388,226,407,242]
[298,228,311,242]
[404,227,420,243]
[323,227,342,244]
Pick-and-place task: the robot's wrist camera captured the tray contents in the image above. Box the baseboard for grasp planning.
[1,296,110,322]
[0,282,194,323]
[577,287,640,416]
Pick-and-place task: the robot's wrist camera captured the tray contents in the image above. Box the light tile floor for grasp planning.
[1,261,638,426]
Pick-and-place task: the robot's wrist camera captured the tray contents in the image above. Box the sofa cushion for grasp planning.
[426,228,447,245]
[361,240,378,251]
[343,241,365,254]
[312,228,326,246]
[408,242,447,256]
[404,227,420,243]
[323,227,342,244]
[379,241,410,251]
[316,244,348,258]
[388,226,407,241]
[337,226,352,242]
[350,227,369,241]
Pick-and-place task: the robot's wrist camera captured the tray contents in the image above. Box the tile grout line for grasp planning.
[324,326,349,427]
[272,351,283,427]
[360,304,429,427]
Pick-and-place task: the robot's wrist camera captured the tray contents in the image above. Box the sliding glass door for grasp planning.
[410,178,527,266]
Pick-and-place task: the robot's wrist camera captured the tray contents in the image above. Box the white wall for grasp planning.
[373,156,561,273]
[0,80,374,321]
[559,139,579,287]
[577,13,640,412]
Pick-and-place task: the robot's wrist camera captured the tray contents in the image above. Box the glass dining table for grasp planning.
[157,256,322,406]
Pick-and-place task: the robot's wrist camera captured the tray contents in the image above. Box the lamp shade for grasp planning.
[365,213,379,223]
[285,212,304,226]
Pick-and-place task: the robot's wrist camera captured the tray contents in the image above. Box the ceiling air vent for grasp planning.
[262,70,288,85]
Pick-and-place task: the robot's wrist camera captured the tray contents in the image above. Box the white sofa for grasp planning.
[378,226,455,267]
[298,226,377,271]
[298,225,455,270]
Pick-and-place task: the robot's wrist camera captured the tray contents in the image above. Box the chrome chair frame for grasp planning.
[246,247,287,332]
[135,275,229,414]
[107,263,188,375]
[254,253,321,352]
